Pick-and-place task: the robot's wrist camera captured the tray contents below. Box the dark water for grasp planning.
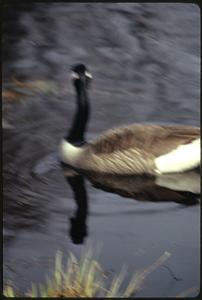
[3,3,200,297]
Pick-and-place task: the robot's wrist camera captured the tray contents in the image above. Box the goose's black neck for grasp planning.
[66,81,90,146]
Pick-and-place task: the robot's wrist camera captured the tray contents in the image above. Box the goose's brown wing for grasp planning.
[89,124,200,157]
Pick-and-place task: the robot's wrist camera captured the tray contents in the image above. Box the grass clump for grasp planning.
[4,249,171,298]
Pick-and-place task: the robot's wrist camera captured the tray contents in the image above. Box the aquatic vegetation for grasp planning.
[4,249,171,298]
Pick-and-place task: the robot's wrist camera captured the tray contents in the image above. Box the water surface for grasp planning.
[3,3,200,297]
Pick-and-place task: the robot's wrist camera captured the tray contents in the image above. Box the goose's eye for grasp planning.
[71,71,80,79]
[85,71,93,79]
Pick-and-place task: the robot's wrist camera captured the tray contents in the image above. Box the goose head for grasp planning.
[71,64,92,90]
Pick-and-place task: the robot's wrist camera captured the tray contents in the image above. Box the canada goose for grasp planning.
[60,64,200,175]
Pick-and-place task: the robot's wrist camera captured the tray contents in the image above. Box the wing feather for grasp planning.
[89,124,200,157]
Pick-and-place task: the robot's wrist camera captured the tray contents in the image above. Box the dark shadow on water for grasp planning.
[62,165,200,244]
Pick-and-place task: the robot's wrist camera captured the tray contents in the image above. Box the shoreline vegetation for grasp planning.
[3,248,199,298]
[3,249,177,298]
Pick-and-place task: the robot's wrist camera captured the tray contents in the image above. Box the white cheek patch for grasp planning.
[71,71,80,79]
[154,138,200,174]
[85,71,93,79]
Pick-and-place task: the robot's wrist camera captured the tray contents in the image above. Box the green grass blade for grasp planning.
[4,286,15,297]
[123,251,171,297]
[106,266,127,297]
[30,282,38,297]
[55,250,63,288]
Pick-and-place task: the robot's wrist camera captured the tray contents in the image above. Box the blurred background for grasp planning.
[3,3,200,297]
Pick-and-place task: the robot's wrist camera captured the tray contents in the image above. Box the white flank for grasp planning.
[154,138,200,174]
[60,139,83,167]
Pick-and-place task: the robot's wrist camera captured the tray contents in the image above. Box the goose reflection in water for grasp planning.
[66,174,88,244]
[62,164,200,244]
